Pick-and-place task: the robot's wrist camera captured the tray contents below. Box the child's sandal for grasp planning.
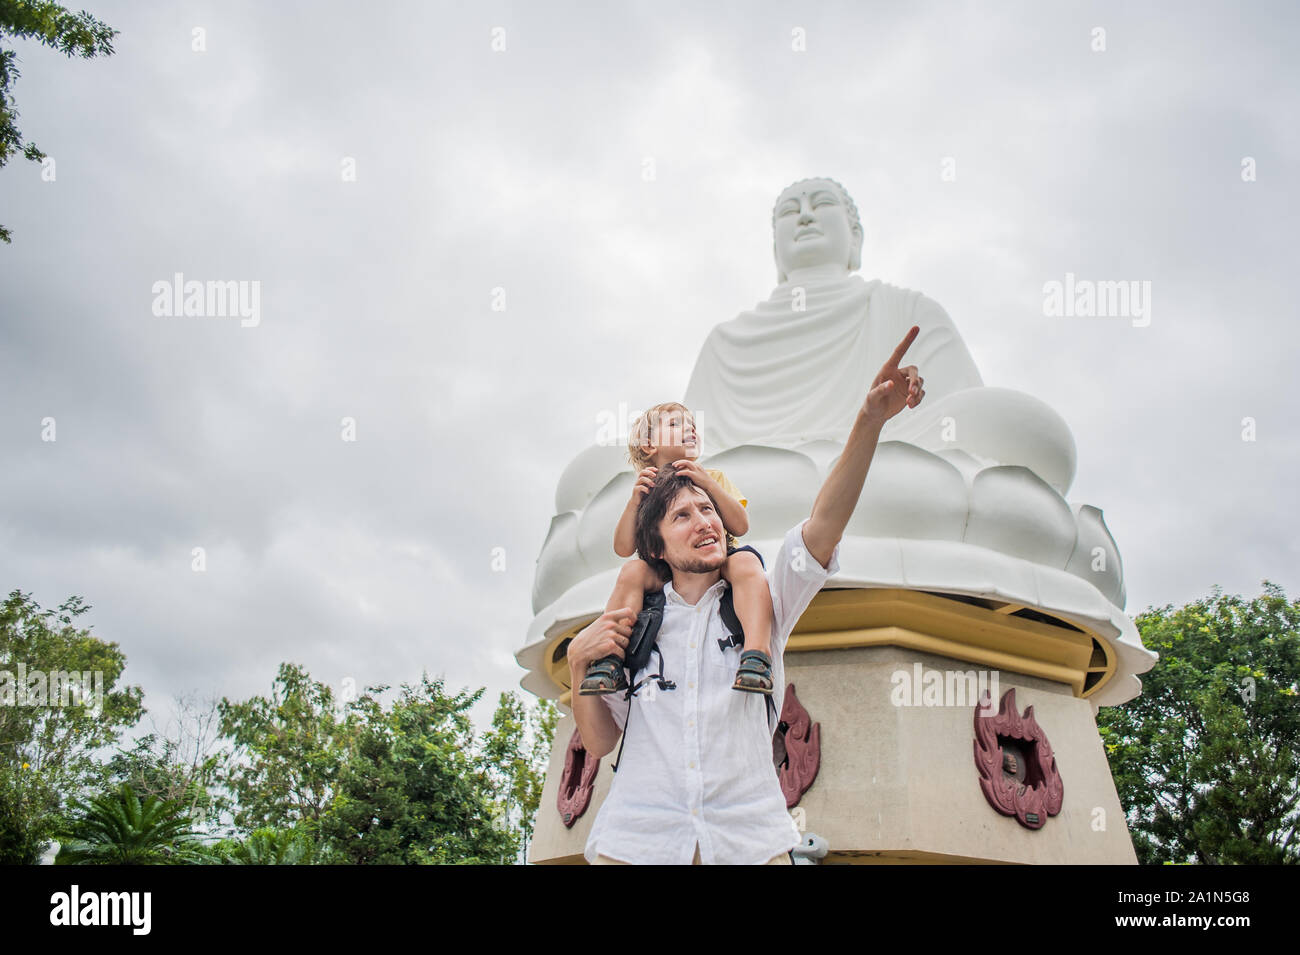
[579,655,628,696]
[732,649,774,695]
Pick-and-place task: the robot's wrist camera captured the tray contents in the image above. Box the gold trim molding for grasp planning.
[545,586,1117,706]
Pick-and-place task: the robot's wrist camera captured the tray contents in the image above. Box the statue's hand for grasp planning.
[862,325,925,425]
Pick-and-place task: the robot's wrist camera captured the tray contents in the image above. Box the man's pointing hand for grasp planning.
[862,324,925,425]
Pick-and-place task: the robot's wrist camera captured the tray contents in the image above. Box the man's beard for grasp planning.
[672,551,727,574]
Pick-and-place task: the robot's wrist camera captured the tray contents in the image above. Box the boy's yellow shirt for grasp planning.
[706,468,747,550]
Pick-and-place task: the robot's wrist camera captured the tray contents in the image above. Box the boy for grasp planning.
[578,401,774,696]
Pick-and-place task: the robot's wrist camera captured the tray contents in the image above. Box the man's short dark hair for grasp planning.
[634,470,717,580]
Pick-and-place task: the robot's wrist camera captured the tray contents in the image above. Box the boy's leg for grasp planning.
[722,549,775,694]
[605,559,656,618]
[579,560,662,695]
[721,550,773,656]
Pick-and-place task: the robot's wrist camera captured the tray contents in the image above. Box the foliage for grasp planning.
[54,781,205,864]
[0,590,143,864]
[216,665,556,864]
[0,0,117,242]
[203,825,328,865]
[482,691,559,863]
[0,587,561,866]
[319,676,518,864]
[104,693,234,836]
[217,662,349,832]
[1099,581,1300,864]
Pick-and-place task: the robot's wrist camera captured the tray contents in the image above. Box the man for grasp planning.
[567,325,926,865]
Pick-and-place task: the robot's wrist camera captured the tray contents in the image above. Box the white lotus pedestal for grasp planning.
[528,586,1140,865]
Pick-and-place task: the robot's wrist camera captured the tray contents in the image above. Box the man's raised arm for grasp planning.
[802,325,927,569]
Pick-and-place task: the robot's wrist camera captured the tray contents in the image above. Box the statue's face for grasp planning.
[773,179,859,279]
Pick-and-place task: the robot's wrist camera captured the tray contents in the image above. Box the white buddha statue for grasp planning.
[685,177,1077,496]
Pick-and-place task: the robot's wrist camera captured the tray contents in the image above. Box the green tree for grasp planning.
[320,676,518,865]
[204,825,327,865]
[0,0,117,243]
[54,781,204,864]
[1099,581,1300,864]
[217,662,350,832]
[104,693,234,836]
[482,691,559,863]
[0,590,143,864]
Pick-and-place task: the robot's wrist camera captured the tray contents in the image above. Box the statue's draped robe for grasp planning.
[684,274,984,452]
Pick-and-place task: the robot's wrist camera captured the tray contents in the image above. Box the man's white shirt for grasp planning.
[584,519,841,865]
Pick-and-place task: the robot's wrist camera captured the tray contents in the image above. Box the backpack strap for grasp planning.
[611,643,676,773]
[718,586,743,646]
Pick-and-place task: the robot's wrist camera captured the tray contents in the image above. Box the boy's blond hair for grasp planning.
[628,401,694,470]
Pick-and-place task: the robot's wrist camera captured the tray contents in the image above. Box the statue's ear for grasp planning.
[848,228,863,272]
[774,241,786,285]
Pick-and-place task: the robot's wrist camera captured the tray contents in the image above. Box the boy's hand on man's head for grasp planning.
[670,458,711,488]
[632,466,658,501]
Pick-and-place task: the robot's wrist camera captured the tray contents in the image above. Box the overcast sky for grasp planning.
[1,0,1296,736]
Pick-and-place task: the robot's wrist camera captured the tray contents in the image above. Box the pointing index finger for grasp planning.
[887,325,920,367]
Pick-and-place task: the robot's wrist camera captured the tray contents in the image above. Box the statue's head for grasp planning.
[771,177,863,284]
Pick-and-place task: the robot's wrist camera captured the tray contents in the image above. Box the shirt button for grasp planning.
[689,761,696,769]
[688,720,695,727]
[689,641,696,648]
[691,809,698,816]
[688,681,695,689]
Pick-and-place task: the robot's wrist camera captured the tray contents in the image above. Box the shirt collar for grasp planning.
[663,576,728,607]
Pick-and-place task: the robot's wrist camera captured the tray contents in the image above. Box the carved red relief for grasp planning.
[774,683,821,808]
[973,688,1064,829]
[556,727,601,828]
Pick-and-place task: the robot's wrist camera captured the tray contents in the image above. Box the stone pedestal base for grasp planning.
[778,646,1137,864]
